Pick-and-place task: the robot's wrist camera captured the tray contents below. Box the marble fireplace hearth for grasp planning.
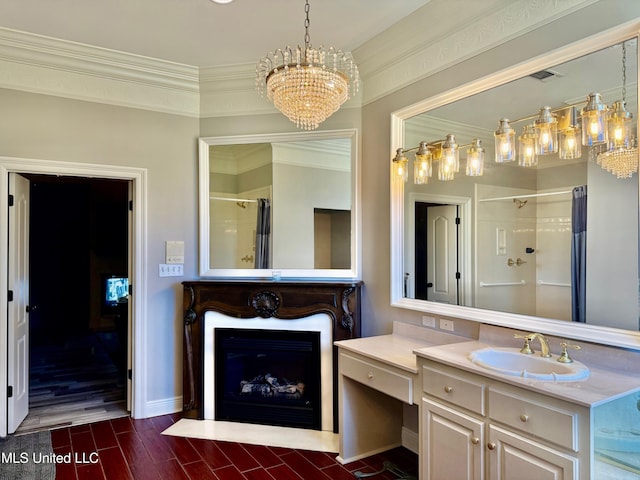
[182,281,362,434]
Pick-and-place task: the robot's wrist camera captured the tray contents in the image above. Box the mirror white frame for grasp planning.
[199,128,360,280]
[391,21,640,350]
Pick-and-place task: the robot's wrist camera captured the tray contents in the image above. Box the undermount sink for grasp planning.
[468,347,590,381]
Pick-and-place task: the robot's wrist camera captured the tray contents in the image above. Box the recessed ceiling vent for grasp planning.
[529,69,561,81]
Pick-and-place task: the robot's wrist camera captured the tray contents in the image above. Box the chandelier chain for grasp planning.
[622,41,627,103]
[304,0,311,50]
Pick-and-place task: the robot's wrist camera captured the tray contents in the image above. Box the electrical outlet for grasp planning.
[422,315,436,328]
[439,319,455,331]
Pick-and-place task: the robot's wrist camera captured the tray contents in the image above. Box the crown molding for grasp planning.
[355,0,599,105]
[0,27,200,116]
[0,0,596,117]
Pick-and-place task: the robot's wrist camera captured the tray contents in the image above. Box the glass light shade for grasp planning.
[438,156,456,181]
[441,134,459,173]
[494,119,516,163]
[607,100,632,150]
[581,92,608,146]
[518,124,538,167]
[559,126,582,160]
[393,148,409,182]
[534,106,558,155]
[414,143,433,184]
[466,139,484,176]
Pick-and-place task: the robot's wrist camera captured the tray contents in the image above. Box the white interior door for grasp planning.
[7,173,30,433]
[426,204,458,304]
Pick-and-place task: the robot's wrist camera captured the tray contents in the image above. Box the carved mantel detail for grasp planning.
[181,281,362,424]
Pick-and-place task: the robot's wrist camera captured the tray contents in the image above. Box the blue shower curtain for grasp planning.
[571,186,587,323]
[254,198,271,269]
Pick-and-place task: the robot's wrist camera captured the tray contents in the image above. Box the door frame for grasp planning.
[405,192,472,305]
[0,156,148,437]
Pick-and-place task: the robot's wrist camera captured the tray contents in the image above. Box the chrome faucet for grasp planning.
[525,333,551,358]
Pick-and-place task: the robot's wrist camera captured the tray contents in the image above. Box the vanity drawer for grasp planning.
[339,352,414,404]
[422,364,486,415]
[489,388,578,451]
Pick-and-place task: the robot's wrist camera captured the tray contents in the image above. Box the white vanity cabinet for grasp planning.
[335,331,440,464]
[420,360,589,480]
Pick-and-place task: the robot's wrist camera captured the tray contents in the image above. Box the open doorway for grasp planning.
[17,175,130,434]
[404,193,472,306]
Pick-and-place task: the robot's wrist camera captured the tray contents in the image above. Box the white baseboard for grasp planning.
[402,426,419,455]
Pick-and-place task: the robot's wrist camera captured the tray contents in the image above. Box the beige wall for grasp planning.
[0,88,199,410]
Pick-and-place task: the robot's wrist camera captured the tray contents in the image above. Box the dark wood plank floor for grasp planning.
[51,412,419,480]
[19,332,128,435]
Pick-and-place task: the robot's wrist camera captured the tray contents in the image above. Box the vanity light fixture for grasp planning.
[534,106,558,155]
[393,137,485,183]
[466,138,485,176]
[494,118,516,163]
[255,0,360,130]
[392,148,409,182]
[518,124,538,167]
[414,142,433,184]
[581,92,608,146]
[558,106,581,160]
[441,134,460,177]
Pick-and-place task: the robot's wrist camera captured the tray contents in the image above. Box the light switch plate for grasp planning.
[159,264,183,277]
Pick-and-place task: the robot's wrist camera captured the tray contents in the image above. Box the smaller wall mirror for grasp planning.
[199,129,360,279]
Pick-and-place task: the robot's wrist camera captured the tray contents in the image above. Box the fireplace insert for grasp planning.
[214,328,321,430]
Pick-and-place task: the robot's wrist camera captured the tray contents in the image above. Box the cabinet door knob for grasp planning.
[367,372,374,380]
[487,442,496,451]
[444,386,453,393]
[519,414,529,423]
[471,437,480,445]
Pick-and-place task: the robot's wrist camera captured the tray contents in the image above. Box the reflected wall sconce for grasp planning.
[393,42,637,182]
[494,118,516,163]
[393,137,485,183]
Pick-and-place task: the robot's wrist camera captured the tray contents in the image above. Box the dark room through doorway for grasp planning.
[18,174,130,433]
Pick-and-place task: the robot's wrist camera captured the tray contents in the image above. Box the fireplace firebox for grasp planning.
[214,328,321,429]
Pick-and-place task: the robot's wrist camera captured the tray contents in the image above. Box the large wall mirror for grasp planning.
[391,23,640,349]
[199,129,359,279]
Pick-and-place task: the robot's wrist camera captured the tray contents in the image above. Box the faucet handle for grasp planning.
[558,342,581,363]
[514,334,534,355]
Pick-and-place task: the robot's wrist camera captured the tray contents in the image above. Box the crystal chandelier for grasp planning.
[596,41,638,178]
[255,0,360,130]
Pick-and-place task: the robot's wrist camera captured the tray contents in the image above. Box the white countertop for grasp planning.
[335,334,437,374]
[414,340,640,408]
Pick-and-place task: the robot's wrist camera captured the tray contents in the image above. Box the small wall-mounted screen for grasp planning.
[105,276,129,307]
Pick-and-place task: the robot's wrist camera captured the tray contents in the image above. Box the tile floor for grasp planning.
[50,413,418,480]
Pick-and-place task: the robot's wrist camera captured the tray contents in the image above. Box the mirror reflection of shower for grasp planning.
[209,191,271,269]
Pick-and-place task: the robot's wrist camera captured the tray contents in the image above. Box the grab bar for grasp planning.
[480,280,526,287]
[537,281,570,287]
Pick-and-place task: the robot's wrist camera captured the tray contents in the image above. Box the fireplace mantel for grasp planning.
[182,281,362,422]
